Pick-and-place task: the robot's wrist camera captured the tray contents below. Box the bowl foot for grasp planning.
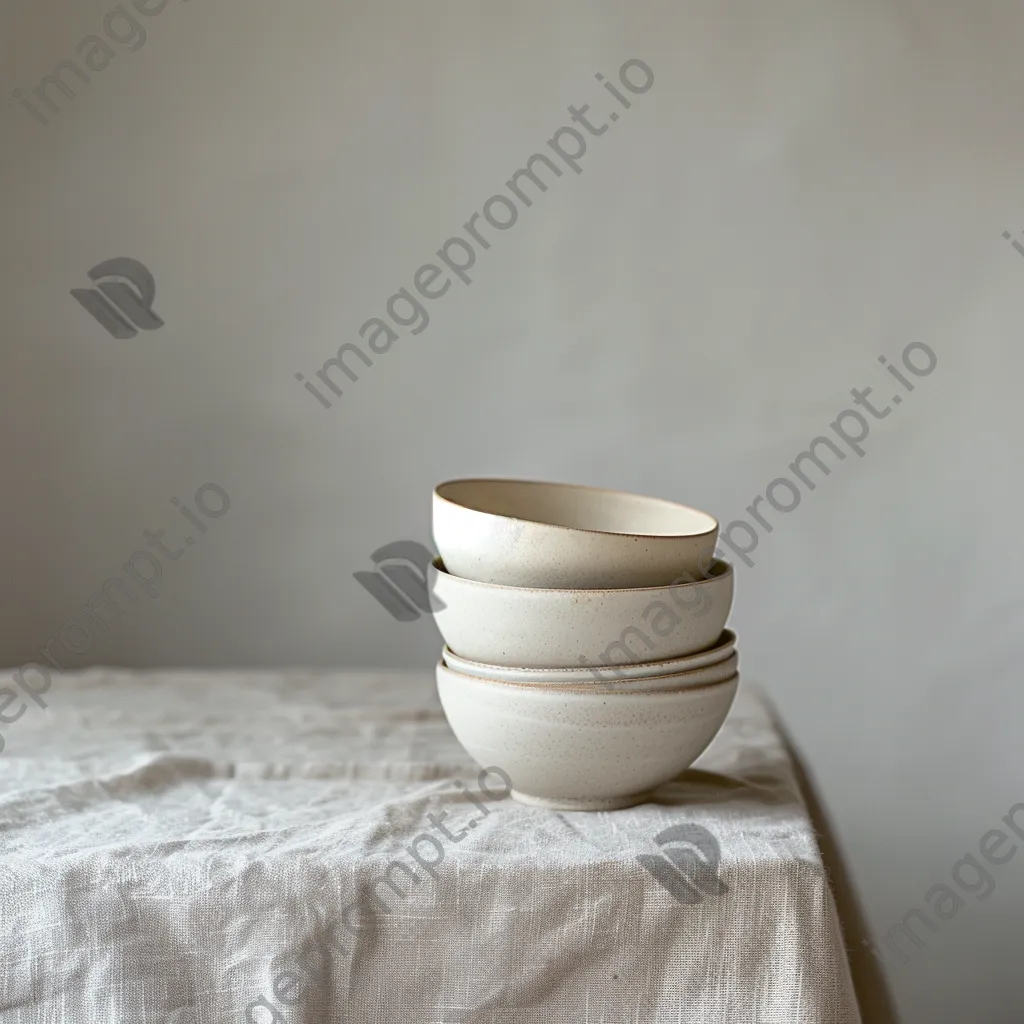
[510,789,651,812]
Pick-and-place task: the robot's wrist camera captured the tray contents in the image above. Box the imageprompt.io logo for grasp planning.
[71,257,164,339]
[354,540,444,622]
[637,823,729,905]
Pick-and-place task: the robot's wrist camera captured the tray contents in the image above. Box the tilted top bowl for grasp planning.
[433,478,719,589]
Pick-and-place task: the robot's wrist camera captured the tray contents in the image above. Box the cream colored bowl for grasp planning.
[441,629,737,684]
[436,661,739,810]
[433,478,719,589]
[428,557,734,669]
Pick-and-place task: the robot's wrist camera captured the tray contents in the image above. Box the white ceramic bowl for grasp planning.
[442,652,739,694]
[428,557,734,669]
[441,629,737,684]
[436,661,739,810]
[433,478,719,589]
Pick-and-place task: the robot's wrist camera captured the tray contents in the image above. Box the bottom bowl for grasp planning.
[436,661,739,811]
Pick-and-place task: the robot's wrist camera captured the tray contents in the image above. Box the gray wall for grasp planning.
[2,0,1023,1020]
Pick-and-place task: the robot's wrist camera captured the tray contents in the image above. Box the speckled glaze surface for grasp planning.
[433,478,719,589]
[435,661,740,810]
[442,650,739,694]
[429,558,734,669]
[440,629,737,683]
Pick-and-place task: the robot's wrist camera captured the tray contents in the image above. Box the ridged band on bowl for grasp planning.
[441,628,737,683]
[440,651,738,694]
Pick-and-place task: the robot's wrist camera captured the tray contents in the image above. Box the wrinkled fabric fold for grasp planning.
[0,668,860,1023]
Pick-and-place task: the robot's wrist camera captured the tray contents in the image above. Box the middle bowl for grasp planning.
[428,556,734,669]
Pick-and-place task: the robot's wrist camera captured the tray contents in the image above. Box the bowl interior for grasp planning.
[435,479,717,538]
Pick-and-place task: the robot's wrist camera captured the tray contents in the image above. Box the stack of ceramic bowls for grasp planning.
[430,479,739,811]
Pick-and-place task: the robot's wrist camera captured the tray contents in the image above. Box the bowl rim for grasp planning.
[436,659,739,698]
[441,629,737,678]
[441,652,740,691]
[434,477,719,540]
[429,555,733,595]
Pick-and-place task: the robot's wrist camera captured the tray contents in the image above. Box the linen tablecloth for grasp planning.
[0,668,875,1023]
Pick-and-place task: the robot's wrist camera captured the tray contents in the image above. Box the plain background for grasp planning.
[2,0,1022,1020]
